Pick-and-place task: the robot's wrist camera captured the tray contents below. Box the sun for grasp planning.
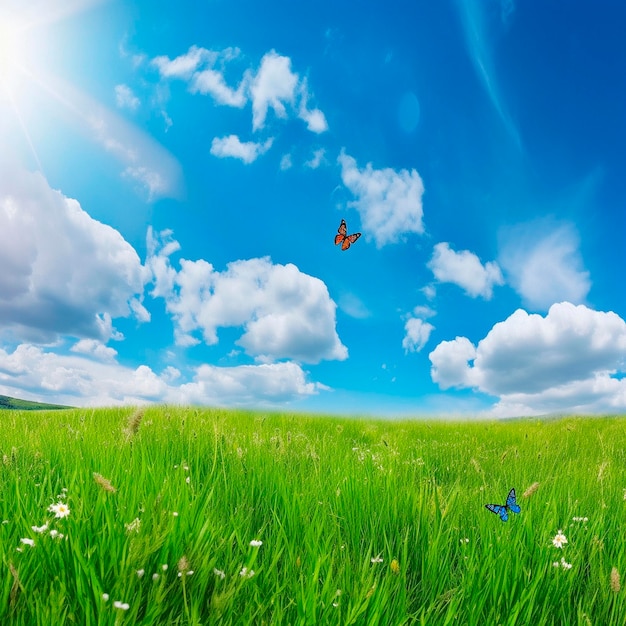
[0,13,27,98]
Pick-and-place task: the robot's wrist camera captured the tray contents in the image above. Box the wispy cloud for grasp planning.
[114,84,140,111]
[148,46,327,135]
[455,0,521,147]
[499,220,591,311]
[338,150,425,247]
[305,148,326,169]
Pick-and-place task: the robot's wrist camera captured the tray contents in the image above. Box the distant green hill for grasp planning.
[0,395,73,410]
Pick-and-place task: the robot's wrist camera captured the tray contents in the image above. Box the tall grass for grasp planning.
[1,407,625,624]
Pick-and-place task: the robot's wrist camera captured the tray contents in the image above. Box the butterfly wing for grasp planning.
[341,232,361,251]
[485,503,508,522]
[335,219,347,245]
[506,488,521,514]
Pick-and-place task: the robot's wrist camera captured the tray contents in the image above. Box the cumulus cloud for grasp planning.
[499,221,591,311]
[0,344,324,407]
[145,229,348,364]
[0,167,148,342]
[403,305,436,353]
[403,318,435,353]
[173,361,327,406]
[428,242,504,299]
[210,134,273,164]
[429,302,626,416]
[114,84,140,111]
[70,339,118,362]
[338,150,425,247]
[250,51,299,130]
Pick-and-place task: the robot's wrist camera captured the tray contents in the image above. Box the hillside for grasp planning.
[0,394,72,410]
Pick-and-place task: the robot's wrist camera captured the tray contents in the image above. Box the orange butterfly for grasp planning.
[334,219,362,251]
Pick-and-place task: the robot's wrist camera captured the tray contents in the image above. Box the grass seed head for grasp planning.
[177,555,190,574]
[124,408,145,439]
[93,472,116,493]
[611,567,621,593]
[523,482,540,498]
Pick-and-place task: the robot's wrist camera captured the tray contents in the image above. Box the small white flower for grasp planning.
[162,564,168,571]
[48,502,70,519]
[20,538,35,547]
[333,602,339,607]
[136,569,145,578]
[185,477,190,484]
[183,465,189,471]
[102,593,109,601]
[239,567,255,578]
[49,530,64,539]
[552,530,568,549]
[187,570,194,576]
[371,556,384,563]
[152,573,159,581]
[214,568,226,579]
[172,512,179,517]
[113,601,130,610]
[32,523,49,533]
[249,539,263,547]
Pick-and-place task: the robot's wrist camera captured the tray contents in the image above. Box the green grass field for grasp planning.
[1,406,625,625]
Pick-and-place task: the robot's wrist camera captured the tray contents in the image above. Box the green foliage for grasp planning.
[0,407,625,624]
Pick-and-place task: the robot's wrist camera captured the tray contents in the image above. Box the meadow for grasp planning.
[1,406,625,625]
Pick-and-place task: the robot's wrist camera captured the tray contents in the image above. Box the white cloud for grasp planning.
[429,302,626,416]
[70,339,118,362]
[403,317,435,353]
[338,150,425,247]
[0,167,148,342]
[146,230,348,364]
[151,45,215,80]
[190,68,248,107]
[0,344,324,407]
[499,221,591,311]
[210,134,273,164]
[298,78,328,133]
[114,84,140,111]
[279,153,293,171]
[305,148,326,169]
[173,361,327,406]
[428,242,504,299]
[250,51,299,131]
[338,293,370,319]
[149,46,326,134]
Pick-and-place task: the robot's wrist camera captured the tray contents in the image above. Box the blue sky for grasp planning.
[1,0,625,417]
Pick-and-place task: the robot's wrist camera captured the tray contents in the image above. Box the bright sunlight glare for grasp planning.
[0,14,25,96]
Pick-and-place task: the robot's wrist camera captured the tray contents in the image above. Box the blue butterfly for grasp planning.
[485,488,521,522]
